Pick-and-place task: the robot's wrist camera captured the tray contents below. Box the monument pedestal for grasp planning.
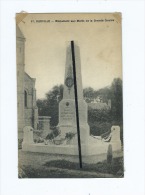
[58,99,90,142]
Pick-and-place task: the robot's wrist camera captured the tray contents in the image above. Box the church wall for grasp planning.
[17,35,25,139]
[17,26,42,139]
[25,109,33,126]
[24,73,38,129]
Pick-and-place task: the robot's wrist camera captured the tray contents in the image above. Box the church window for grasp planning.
[24,90,27,107]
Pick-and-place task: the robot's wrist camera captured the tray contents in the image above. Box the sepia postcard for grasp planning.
[16,13,123,178]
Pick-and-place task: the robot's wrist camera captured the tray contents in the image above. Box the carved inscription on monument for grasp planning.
[60,102,75,123]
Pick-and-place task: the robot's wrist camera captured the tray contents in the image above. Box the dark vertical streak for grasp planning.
[71,41,82,168]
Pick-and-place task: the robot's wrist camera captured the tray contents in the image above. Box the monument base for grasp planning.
[22,141,122,164]
[22,125,122,163]
[58,99,90,140]
[22,142,121,155]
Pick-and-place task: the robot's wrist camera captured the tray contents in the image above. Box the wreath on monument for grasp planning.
[65,132,76,140]
[65,77,74,88]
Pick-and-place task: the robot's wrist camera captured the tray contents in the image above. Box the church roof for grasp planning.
[16,25,25,39]
[25,72,36,81]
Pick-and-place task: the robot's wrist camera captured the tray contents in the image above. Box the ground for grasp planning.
[18,150,123,178]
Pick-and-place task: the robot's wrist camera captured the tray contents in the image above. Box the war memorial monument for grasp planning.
[22,41,122,164]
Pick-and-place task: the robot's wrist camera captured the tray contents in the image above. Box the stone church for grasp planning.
[16,25,38,139]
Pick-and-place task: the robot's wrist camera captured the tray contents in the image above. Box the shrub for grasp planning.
[34,137,44,143]
[46,132,54,140]
[89,122,112,136]
[65,132,76,140]
[107,144,113,164]
[46,127,60,140]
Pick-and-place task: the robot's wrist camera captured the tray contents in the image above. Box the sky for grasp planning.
[19,13,122,99]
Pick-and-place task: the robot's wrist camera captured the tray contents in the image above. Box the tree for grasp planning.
[110,78,123,121]
[37,85,63,127]
[95,87,111,103]
[83,87,94,103]
[37,99,49,116]
[36,78,123,142]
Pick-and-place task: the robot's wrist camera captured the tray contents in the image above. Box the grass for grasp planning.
[44,157,124,175]
[19,157,123,178]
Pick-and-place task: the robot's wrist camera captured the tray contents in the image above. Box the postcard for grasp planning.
[16,13,123,178]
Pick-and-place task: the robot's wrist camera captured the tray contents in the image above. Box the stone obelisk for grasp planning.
[58,42,90,144]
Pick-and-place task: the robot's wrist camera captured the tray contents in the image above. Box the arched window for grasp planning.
[24,90,27,107]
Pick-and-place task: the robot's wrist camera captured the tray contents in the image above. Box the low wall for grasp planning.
[22,125,122,163]
[22,143,122,164]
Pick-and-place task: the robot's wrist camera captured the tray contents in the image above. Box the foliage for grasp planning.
[65,132,76,140]
[107,144,113,164]
[34,137,44,143]
[53,127,60,137]
[84,78,123,122]
[83,87,94,103]
[94,87,111,103]
[37,85,63,127]
[45,132,54,140]
[45,127,60,140]
[88,109,112,123]
[87,78,123,143]
[36,78,123,143]
[44,157,124,176]
[89,121,112,136]
[110,78,123,121]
